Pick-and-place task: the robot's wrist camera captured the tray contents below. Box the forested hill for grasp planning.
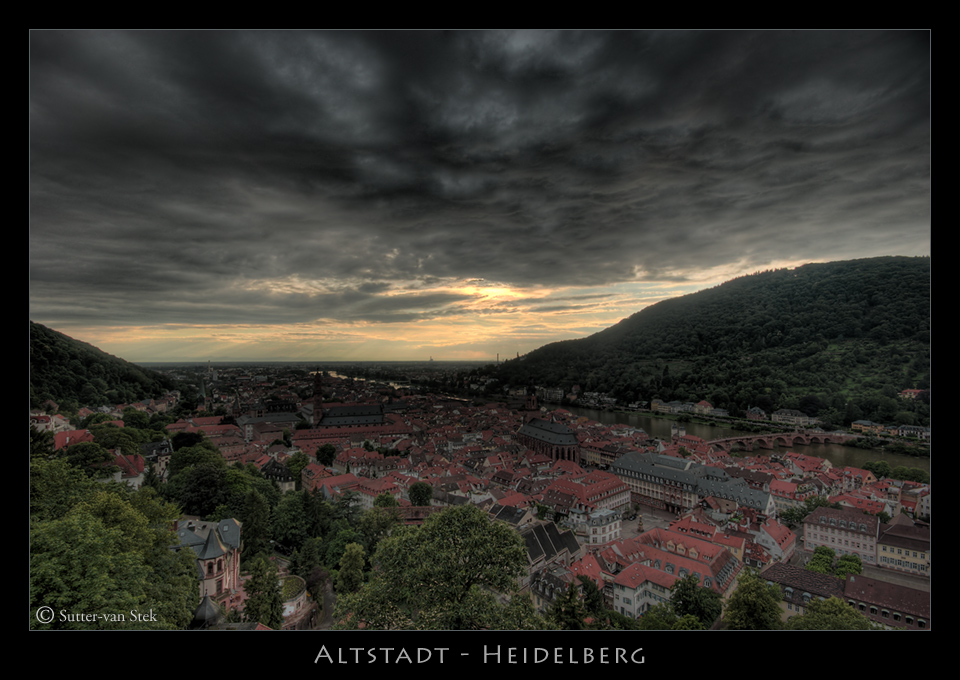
[492,256,930,428]
[30,321,181,410]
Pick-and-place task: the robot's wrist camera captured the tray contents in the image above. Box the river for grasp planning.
[553,405,930,475]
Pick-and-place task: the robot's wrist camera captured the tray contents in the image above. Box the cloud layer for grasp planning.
[29,30,930,360]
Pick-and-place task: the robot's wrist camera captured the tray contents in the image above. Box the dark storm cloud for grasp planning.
[30,30,929,328]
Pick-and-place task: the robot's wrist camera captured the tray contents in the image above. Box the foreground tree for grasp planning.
[669,573,722,628]
[285,450,310,487]
[785,596,879,630]
[333,505,534,629]
[30,424,55,461]
[31,511,149,629]
[721,569,782,630]
[243,556,284,630]
[635,602,702,630]
[358,504,401,557]
[336,542,366,594]
[239,488,272,559]
[30,466,197,630]
[548,582,589,630]
[270,490,312,553]
[59,441,116,478]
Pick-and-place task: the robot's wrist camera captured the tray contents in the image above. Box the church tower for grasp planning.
[312,370,323,426]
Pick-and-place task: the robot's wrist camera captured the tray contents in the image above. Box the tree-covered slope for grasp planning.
[494,256,930,427]
[30,321,180,410]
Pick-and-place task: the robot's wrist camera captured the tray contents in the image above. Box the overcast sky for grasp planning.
[29,30,930,363]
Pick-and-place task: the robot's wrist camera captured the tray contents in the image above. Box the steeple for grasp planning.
[313,369,323,426]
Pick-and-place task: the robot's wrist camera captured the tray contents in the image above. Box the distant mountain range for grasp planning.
[492,256,930,428]
[30,321,181,410]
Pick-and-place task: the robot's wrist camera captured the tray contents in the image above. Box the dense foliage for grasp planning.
[785,596,879,630]
[492,257,930,427]
[333,505,542,630]
[30,457,199,629]
[30,321,182,410]
[721,569,783,630]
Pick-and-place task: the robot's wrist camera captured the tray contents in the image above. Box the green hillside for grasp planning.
[29,321,181,411]
[493,256,930,428]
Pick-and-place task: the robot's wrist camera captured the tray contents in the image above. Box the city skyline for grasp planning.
[30,30,930,362]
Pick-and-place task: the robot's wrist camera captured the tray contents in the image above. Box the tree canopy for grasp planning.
[785,596,879,630]
[669,573,722,628]
[333,505,536,630]
[408,480,433,507]
[30,321,181,410]
[721,569,782,630]
[30,458,198,629]
[242,555,284,630]
[491,257,930,427]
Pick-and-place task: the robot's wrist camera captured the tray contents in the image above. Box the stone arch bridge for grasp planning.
[708,431,855,452]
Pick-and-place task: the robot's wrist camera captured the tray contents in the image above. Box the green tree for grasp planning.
[30,456,199,630]
[358,504,401,557]
[779,496,841,527]
[323,526,365,569]
[30,511,149,629]
[785,596,879,630]
[863,460,892,479]
[122,407,151,430]
[373,492,399,508]
[636,602,680,630]
[408,481,433,507]
[496,592,553,630]
[316,443,337,467]
[604,608,642,630]
[722,569,782,630]
[30,425,55,461]
[30,457,101,522]
[333,489,362,524]
[806,545,836,574]
[242,556,284,629]
[285,450,309,486]
[91,422,144,457]
[669,573,722,627]
[270,490,312,553]
[59,441,116,478]
[333,505,528,630]
[240,488,272,559]
[168,442,224,476]
[127,487,200,629]
[549,582,589,630]
[336,542,366,594]
[834,554,863,578]
[673,613,706,630]
[290,536,329,596]
[577,575,606,620]
[173,463,229,518]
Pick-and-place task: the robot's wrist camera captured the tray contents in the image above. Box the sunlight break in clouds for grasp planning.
[30,31,929,361]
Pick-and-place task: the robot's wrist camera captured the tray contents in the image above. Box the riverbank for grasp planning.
[550,404,931,474]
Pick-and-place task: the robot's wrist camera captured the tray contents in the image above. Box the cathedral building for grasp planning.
[517,417,581,465]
